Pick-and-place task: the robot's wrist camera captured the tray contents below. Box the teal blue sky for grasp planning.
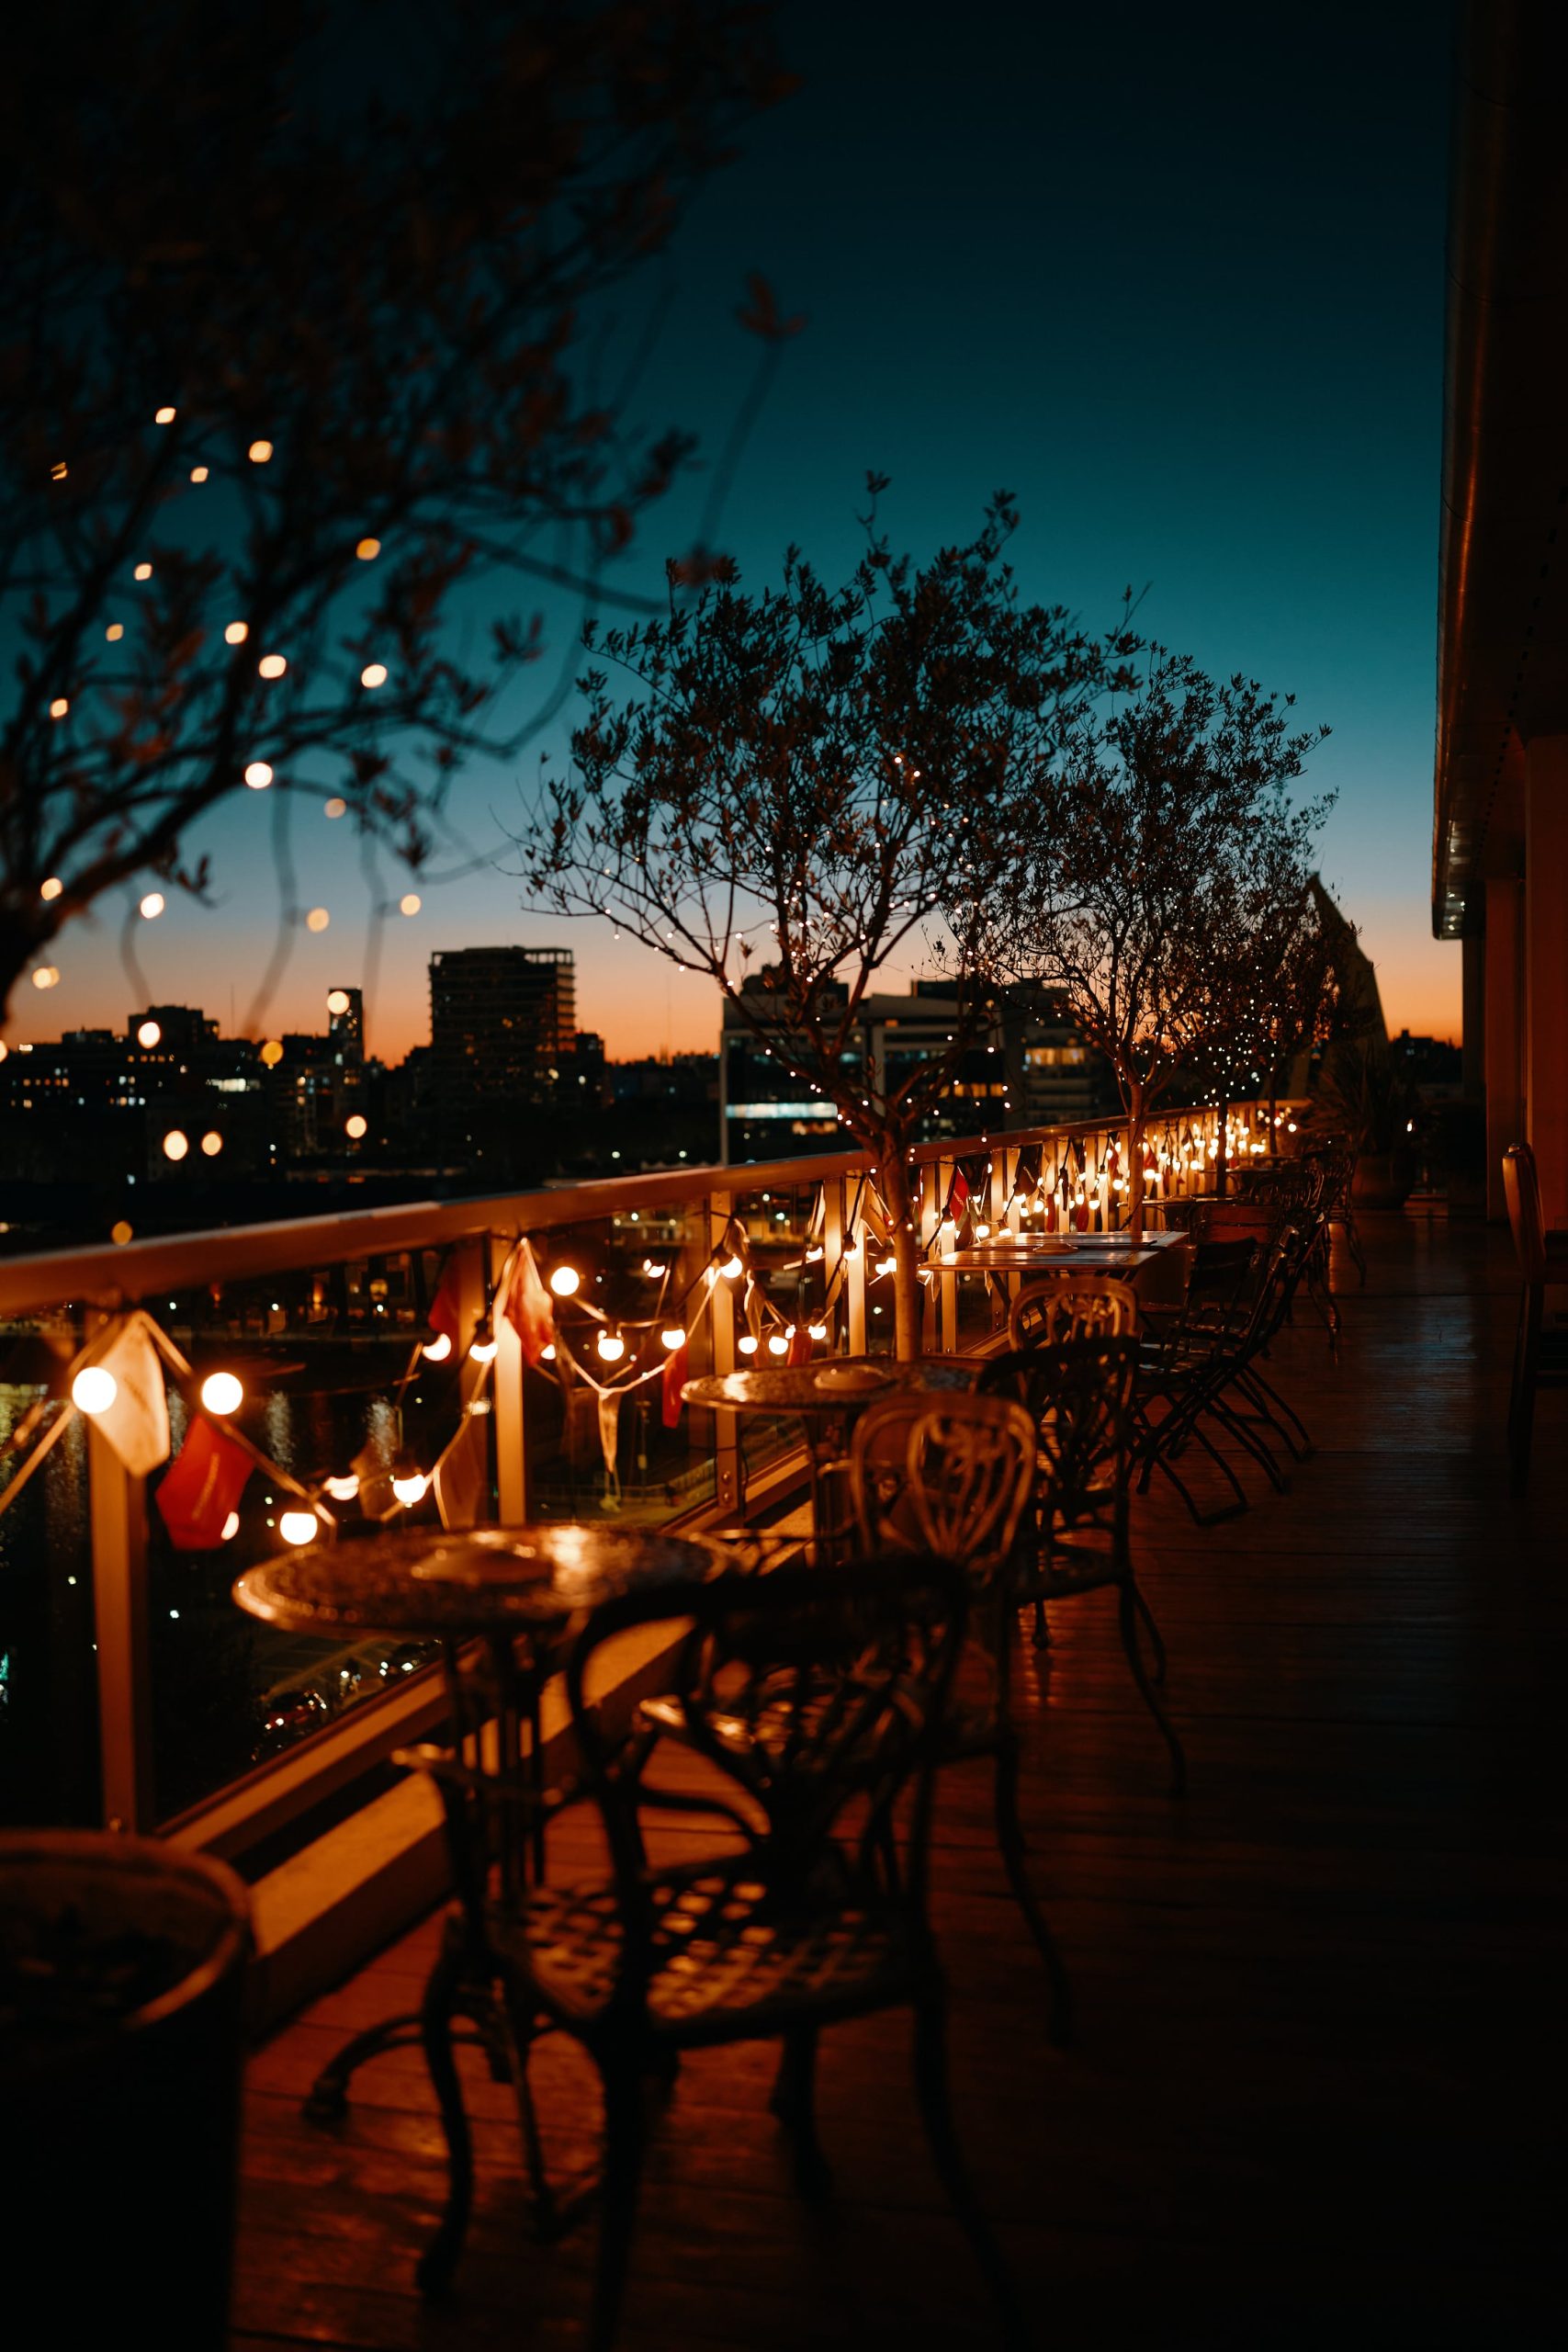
[19,0,1458,1062]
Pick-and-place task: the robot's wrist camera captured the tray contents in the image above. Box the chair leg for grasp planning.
[1031,1596,1049,1650]
[770,2024,832,2198]
[911,1985,1028,2350]
[589,2052,647,2352]
[991,1740,1073,2046]
[415,1929,475,2299]
[1119,1583,1186,1796]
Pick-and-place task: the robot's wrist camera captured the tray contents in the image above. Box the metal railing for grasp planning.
[0,1098,1285,1860]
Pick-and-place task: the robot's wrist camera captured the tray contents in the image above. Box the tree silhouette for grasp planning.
[977,650,1329,1235]
[515,483,1136,1354]
[0,0,790,1030]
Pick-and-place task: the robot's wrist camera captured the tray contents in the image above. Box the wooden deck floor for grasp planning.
[231,1214,1567,2350]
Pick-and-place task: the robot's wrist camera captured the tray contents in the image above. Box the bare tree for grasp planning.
[976,650,1329,1235]
[513,483,1136,1354]
[0,0,790,1028]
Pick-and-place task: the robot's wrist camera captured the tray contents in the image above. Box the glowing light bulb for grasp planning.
[660,1327,685,1351]
[244,762,273,789]
[154,405,176,424]
[200,1130,223,1157]
[421,1333,453,1363]
[134,561,152,581]
[49,697,69,719]
[163,1128,189,1161]
[360,662,388,689]
[305,907,330,933]
[51,460,67,481]
[737,1333,759,1355]
[324,797,347,820]
[390,1469,427,1508]
[355,537,380,560]
[258,653,287,679]
[596,1330,626,1363]
[249,439,273,463]
[468,1335,497,1363]
[140,891,164,920]
[278,1509,318,1545]
[72,1366,118,1415]
[225,621,249,645]
[260,1039,284,1067]
[641,1259,667,1278]
[137,1020,161,1046]
[720,1253,743,1280]
[807,1322,828,1341]
[876,1259,897,1278]
[975,1222,991,1240]
[399,892,421,916]
[548,1264,581,1298]
[326,989,351,1014]
[766,1333,789,1357]
[32,967,59,989]
[200,1372,243,1416]
[110,1220,133,1246]
[323,1474,360,1502]
[842,1237,859,1259]
[805,1245,824,1262]
[344,1113,367,1139]
[220,1510,241,1541]
[40,876,62,901]
[189,467,209,484]
[541,1343,557,1362]
[105,623,124,641]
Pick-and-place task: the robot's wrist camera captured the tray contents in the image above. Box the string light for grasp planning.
[40,876,62,901]
[541,1342,557,1362]
[807,1322,828,1341]
[421,1332,452,1363]
[260,1039,284,1067]
[137,1020,161,1046]
[278,1509,318,1545]
[220,1510,241,1541]
[360,663,388,689]
[248,439,274,463]
[139,892,164,919]
[737,1333,759,1355]
[32,967,59,989]
[189,466,209,484]
[225,621,249,645]
[258,653,288,679]
[390,1467,428,1508]
[72,1366,118,1415]
[200,1372,243,1416]
[766,1333,789,1357]
[200,1130,223,1158]
[547,1264,581,1298]
[49,697,69,719]
[305,907,330,933]
[468,1328,497,1363]
[344,1114,367,1138]
[640,1259,666,1278]
[110,1220,133,1246]
[163,1130,188,1160]
[324,797,347,820]
[51,461,67,481]
[399,893,421,916]
[323,1474,360,1502]
[105,623,124,642]
[660,1326,685,1350]
[356,537,380,560]
[154,406,176,424]
[595,1330,626,1363]
[134,561,152,581]
[244,762,273,789]
[327,989,351,1014]
[720,1252,743,1280]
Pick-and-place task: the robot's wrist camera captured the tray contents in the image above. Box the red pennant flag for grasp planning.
[787,1325,813,1366]
[428,1259,463,1350]
[503,1240,558,1367]
[661,1340,689,1430]
[950,1168,970,1216]
[1075,1196,1090,1231]
[154,1418,252,1552]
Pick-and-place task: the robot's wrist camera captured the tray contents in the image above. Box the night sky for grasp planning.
[16,0,1457,1065]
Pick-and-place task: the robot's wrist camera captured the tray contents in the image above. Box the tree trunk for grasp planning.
[1215,1093,1230,1200]
[878,1142,922,1362]
[1268,1067,1279,1148]
[1126,1085,1146,1242]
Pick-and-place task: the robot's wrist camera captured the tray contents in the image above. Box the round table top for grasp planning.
[682,1356,977,1415]
[232,1522,724,1639]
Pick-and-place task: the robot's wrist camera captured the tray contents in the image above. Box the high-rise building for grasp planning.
[428,948,576,1153]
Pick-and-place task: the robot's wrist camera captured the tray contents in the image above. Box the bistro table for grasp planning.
[937,1229,1185,1274]
[233,1521,725,2208]
[682,1356,977,1559]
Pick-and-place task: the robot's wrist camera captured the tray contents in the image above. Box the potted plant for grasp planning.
[1315,1044,1420,1208]
[1,1832,251,2344]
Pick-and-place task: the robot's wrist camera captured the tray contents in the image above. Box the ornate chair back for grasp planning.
[976,1332,1142,1563]
[564,1556,969,2010]
[1009,1274,1138,1348]
[848,1392,1037,1601]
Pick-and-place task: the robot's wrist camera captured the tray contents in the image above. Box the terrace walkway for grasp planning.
[231,1214,1566,2350]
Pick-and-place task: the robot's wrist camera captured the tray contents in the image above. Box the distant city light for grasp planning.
[140,892,164,920]
[200,1372,243,1416]
[344,1114,368,1139]
[110,1220,134,1246]
[200,1129,223,1157]
[72,1366,118,1415]
[137,1020,161,1046]
[163,1128,189,1161]
[260,1039,284,1067]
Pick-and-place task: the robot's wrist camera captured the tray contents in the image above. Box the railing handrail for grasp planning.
[0,1108,1249,1317]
